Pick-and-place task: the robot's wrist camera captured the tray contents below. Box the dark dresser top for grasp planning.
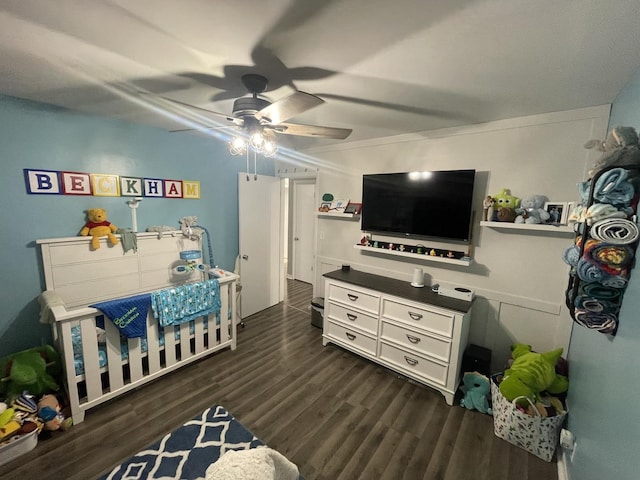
[323,269,473,314]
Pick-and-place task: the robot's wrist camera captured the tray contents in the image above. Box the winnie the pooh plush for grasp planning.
[80,208,119,250]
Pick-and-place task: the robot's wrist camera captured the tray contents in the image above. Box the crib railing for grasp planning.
[45,275,238,424]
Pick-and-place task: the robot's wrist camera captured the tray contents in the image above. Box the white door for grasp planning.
[293,181,315,284]
[238,173,282,318]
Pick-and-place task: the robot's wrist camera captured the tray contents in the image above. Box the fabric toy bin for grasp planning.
[490,374,567,462]
[0,429,38,467]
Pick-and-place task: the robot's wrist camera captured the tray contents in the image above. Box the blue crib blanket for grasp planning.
[151,279,221,327]
[90,293,152,338]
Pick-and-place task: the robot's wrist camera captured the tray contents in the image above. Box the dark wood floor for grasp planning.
[1,280,558,480]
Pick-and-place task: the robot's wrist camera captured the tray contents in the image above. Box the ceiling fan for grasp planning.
[153,74,352,151]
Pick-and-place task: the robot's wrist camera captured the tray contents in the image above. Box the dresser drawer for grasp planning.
[381,298,454,338]
[380,321,451,363]
[325,321,377,356]
[326,301,378,335]
[379,342,449,386]
[327,283,380,315]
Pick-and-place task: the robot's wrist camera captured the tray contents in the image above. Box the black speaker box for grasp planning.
[461,344,492,377]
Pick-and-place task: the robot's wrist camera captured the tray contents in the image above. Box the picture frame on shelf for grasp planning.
[544,201,568,224]
[320,202,332,209]
[566,201,577,223]
[344,202,362,215]
[331,199,349,211]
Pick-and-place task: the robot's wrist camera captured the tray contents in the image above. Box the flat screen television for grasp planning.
[361,169,476,242]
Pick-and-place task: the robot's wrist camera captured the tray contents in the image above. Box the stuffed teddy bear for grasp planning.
[460,371,492,415]
[584,126,640,177]
[499,344,569,405]
[0,345,61,400]
[514,194,550,224]
[80,208,119,250]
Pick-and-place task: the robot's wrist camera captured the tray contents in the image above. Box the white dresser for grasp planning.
[322,270,473,405]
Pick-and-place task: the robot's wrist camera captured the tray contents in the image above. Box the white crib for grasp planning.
[37,232,238,424]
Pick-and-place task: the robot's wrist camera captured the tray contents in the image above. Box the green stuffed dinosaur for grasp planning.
[0,345,61,400]
[499,344,569,404]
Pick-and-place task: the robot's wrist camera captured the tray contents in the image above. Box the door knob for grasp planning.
[294,237,299,241]
[242,254,249,260]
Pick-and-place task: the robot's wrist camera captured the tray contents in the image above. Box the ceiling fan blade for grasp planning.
[269,122,352,140]
[255,91,324,124]
[170,125,239,134]
[138,92,243,125]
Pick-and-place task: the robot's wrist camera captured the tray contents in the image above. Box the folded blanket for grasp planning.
[578,168,635,206]
[583,241,634,275]
[562,245,580,267]
[151,279,221,327]
[204,447,300,480]
[576,258,605,282]
[38,290,65,324]
[600,275,629,289]
[580,283,623,301]
[590,217,639,244]
[91,293,152,338]
[574,309,618,335]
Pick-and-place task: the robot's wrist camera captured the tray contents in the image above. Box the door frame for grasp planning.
[278,171,319,293]
[291,179,316,284]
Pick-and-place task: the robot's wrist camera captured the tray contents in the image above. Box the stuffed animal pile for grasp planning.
[0,346,71,451]
[499,344,569,405]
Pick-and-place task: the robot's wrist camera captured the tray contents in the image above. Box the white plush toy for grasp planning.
[514,194,550,224]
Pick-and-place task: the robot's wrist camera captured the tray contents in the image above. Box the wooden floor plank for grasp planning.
[0,279,558,480]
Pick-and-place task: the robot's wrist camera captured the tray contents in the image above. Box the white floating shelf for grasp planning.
[317,211,361,219]
[354,244,472,266]
[480,221,574,234]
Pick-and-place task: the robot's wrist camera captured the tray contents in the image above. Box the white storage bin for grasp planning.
[0,429,38,467]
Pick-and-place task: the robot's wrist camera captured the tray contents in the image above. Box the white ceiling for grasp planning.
[1,0,640,150]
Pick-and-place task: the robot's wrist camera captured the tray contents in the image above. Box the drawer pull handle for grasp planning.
[406,334,421,344]
[347,294,359,301]
[346,332,356,341]
[404,356,418,366]
[408,311,423,321]
[346,313,357,321]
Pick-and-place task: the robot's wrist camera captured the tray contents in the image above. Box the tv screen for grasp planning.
[361,170,476,242]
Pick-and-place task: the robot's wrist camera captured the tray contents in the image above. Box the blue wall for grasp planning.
[566,67,640,480]
[0,95,274,355]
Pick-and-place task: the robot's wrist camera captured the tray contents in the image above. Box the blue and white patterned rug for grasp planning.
[100,405,263,480]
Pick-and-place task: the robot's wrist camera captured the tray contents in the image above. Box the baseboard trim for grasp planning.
[557,448,570,480]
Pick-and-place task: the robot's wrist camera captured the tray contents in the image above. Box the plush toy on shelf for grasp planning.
[460,371,493,415]
[514,194,550,224]
[492,188,520,222]
[499,344,569,405]
[80,208,119,250]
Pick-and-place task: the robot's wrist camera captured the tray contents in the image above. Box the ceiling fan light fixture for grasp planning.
[229,136,247,156]
[249,131,265,149]
[262,139,278,157]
